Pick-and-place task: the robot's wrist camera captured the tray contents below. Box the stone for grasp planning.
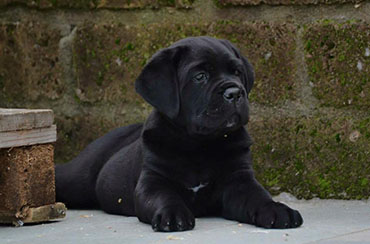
[217,0,361,6]
[248,111,370,199]
[0,0,194,9]
[96,0,173,9]
[303,21,370,109]
[0,22,64,105]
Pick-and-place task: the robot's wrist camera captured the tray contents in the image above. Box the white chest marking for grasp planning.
[188,182,208,193]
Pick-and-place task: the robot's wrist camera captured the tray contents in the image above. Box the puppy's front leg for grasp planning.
[134,170,195,232]
[222,169,303,229]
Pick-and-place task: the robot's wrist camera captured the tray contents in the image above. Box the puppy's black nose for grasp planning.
[223,87,242,102]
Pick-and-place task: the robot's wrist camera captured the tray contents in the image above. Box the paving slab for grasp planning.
[1,193,369,244]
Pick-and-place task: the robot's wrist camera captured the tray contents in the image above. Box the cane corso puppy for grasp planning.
[55,36,303,232]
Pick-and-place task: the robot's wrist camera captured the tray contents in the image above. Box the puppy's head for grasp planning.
[135,36,254,137]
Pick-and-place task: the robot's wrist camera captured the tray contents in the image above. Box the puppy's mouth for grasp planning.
[192,113,242,136]
[223,114,240,129]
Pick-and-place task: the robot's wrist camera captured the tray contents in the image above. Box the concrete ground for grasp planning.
[1,193,369,244]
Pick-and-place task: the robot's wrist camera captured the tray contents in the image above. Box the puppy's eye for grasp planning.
[193,72,208,83]
[234,70,241,76]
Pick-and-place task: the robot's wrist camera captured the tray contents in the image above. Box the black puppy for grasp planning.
[56,36,303,232]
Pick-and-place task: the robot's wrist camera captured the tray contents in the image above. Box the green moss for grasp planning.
[304,21,370,109]
[250,113,370,199]
[0,22,65,103]
[0,0,195,9]
[48,0,57,6]
[45,0,98,8]
[158,0,175,5]
[216,0,361,6]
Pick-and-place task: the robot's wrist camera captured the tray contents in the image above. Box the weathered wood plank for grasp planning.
[0,125,57,149]
[0,108,54,132]
[0,203,67,226]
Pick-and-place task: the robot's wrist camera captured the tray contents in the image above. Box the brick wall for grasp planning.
[0,0,369,199]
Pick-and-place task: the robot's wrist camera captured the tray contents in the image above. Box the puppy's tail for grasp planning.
[55,123,143,208]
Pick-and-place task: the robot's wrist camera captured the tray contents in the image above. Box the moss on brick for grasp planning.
[0,22,64,105]
[249,112,370,199]
[48,0,98,8]
[217,0,361,6]
[73,22,141,104]
[0,0,194,9]
[0,0,97,8]
[304,21,370,109]
[96,0,172,9]
[96,0,194,9]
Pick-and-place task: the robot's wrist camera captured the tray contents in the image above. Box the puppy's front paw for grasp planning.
[253,201,303,229]
[151,206,195,232]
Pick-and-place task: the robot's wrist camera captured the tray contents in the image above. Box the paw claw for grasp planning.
[151,206,195,232]
[253,202,303,229]
[152,223,159,231]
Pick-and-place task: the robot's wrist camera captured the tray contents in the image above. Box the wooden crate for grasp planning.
[0,108,66,226]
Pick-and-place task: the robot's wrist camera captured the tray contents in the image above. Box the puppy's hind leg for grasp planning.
[55,123,143,208]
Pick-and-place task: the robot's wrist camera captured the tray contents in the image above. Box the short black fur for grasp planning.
[56,36,303,232]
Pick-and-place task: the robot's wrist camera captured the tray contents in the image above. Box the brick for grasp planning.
[303,21,370,109]
[0,144,56,214]
[217,0,361,6]
[0,0,96,9]
[72,23,138,104]
[96,0,175,9]
[73,21,296,105]
[0,22,64,104]
[45,0,96,8]
[0,0,194,9]
[248,111,370,199]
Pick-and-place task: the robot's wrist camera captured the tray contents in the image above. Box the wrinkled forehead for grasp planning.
[173,37,240,72]
[175,37,233,58]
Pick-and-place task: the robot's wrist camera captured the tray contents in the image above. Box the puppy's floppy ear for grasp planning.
[219,39,255,94]
[135,46,184,119]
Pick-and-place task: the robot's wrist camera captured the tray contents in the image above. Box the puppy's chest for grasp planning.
[180,168,215,194]
[180,169,220,215]
[176,156,225,194]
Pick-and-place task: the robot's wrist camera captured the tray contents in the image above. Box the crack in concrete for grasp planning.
[303,227,370,244]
